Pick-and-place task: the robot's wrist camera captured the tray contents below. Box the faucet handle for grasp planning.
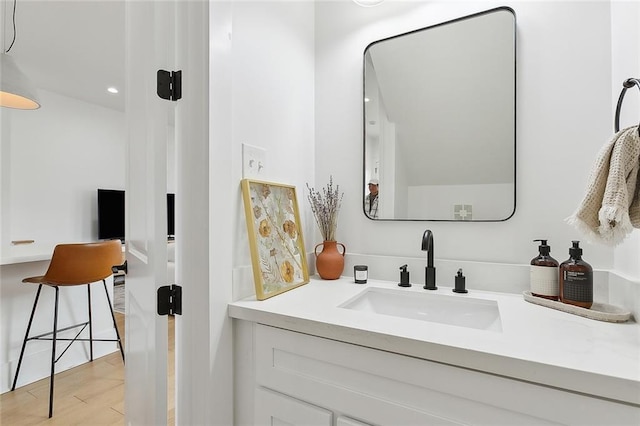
[398,264,411,287]
[453,268,468,294]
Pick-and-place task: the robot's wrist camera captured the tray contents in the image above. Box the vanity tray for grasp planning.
[523,291,632,323]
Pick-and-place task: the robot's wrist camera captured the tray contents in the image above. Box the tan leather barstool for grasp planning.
[10,240,125,418]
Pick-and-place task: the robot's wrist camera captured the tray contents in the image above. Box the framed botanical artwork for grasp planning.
[241,179,309,300]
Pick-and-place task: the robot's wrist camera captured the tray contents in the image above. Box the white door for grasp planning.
[124,1,213,423]
[173,2,215,424]
[124,1,174,424]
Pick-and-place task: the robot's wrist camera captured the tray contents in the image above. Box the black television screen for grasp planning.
[97,189,175,240]
[97,189,125,240]
[167,193,175,238]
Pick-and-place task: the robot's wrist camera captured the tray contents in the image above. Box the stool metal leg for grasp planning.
[49,286,59,418]
[102,279,125,361]
[11,284,44,391]
[13,280,122,418]
[87,284,94,361]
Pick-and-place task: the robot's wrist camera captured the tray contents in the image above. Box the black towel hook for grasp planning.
[614,77,640,135]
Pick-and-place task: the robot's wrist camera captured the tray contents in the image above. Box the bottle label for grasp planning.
[530,265,559,297]
[355,270,367,281]
[562,270,593,302]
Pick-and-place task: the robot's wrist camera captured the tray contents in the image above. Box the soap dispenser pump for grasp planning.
[530,239,559,301]
[398,264,411,287]
[559,241,593,309]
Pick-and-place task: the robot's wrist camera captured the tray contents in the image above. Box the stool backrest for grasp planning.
[43,240,124,286]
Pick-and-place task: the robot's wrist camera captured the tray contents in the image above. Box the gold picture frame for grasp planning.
[241,179,309,300]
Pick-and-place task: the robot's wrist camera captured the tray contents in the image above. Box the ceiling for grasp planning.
[3,0,125,111]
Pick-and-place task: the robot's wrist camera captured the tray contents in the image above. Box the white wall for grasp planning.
[1,89,125,255]
[168,130,176,194]
[226,5,315,420]
[314,1,640,279]
[229,1,316,300]
[0,89,125,393]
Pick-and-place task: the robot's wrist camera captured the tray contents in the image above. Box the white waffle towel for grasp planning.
[567,126,640,246]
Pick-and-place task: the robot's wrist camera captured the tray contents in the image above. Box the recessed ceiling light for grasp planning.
[107,87,119,94]
[364,97,371,103]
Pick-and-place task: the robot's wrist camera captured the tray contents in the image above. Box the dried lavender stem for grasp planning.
[306,176,343,241]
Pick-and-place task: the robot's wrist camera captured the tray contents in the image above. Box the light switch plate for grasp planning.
[242,143,266,178]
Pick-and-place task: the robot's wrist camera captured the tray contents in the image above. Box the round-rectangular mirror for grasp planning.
[363,7,516,221]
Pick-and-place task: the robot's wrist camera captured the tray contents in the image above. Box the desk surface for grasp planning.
[1,241,128,265]
[1,242,56,265]
[0,253,53,265]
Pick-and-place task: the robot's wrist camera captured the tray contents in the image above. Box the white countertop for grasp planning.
[228,277,640,406]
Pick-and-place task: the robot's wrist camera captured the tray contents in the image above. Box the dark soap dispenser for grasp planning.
[530,239,559,301]
[398,264,411,287]
[559,241,593,309]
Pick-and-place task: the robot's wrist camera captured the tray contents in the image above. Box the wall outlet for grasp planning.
[242,143,266,178]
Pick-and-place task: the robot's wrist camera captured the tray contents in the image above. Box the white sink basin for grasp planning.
[339,287,503,332]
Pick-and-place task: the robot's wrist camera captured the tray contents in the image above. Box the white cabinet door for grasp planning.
[255,387,332,426]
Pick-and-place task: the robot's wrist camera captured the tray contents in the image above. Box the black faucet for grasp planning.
[421,230,437,290]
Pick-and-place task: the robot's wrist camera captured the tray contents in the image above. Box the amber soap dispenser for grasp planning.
[530,239,559,300]
[559,241,593,308]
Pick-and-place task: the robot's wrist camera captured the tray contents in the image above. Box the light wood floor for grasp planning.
[0,313,175,425]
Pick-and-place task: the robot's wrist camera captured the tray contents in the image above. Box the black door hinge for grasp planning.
[157,70,182,101]
[157,285,182,316]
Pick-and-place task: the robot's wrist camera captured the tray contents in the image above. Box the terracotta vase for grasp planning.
[314,240,346,280]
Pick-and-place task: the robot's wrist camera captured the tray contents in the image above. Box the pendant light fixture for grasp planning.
[1,0,40,109]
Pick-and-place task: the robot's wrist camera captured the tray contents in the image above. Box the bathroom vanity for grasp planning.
[229,277,640,425]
